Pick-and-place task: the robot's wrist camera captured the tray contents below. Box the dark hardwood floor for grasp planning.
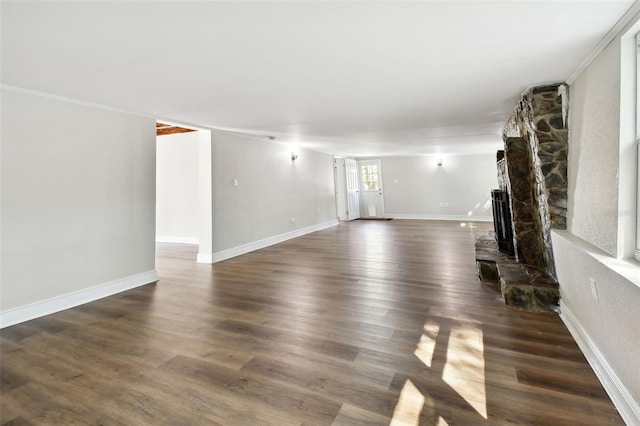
[0,220,624,425]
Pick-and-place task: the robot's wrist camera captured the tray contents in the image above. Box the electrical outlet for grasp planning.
[290,217,295,223]
[233,179,239,187]
[445,202,449,208]
[589,278,599,302]
[439,203,444,208]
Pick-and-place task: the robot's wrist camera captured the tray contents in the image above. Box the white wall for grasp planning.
[197,130,213,261]
[156,131,199,244]
[365,154,497,221]
[554,12,640,424]
[0,89,157,326]
[567,39,621,256]
[201,130,337,261]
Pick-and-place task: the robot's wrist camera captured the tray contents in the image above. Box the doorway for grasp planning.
[345,159,361,220]
[357,159,385,219]
[333,157,361,221]
[155,121,213,263]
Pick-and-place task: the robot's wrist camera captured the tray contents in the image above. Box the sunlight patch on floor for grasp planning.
[436,416,450,426]
[390,379,425,426]
[414,320,440,367]
[442,322,487,419]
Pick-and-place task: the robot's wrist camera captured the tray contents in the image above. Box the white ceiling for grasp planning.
[1,1,635,157]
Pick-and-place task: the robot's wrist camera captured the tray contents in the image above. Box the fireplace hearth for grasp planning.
[475,84,567,312]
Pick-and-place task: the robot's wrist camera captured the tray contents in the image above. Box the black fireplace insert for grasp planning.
[491,189,515,256]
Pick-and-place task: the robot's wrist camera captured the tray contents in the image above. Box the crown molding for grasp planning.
[567,1,640,84]
[0,84,214,132]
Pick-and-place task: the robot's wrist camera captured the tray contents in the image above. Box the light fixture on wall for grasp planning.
[437,158,443,167]
[291,151,299,161]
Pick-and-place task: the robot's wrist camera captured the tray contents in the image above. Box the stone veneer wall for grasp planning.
[504,137,547,270]
[502,84,569,279]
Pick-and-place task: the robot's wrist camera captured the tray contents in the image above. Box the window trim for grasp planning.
[635,32,640,262]
[635,135,640,261]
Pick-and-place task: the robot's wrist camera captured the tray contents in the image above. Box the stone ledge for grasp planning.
[497,263,559,313]
[475,235,515,284]
[475,235,559,313]
[475,234,514,261]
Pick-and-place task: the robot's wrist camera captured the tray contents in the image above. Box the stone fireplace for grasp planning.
[476,83,568,312]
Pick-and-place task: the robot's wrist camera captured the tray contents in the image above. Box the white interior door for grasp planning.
[358,159,385,218]
[334,157,348,221]
[345,159,360,220]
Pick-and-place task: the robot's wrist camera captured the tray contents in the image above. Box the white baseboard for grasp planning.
[156,235,199,244]
[198,220,339,264]
[0,270,158,329]
[196,252,214,263]
[386,214,493,222]
[559,300,640,425]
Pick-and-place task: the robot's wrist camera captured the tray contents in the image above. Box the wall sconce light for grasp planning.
[291,151,299,161]
[437,158,443,166]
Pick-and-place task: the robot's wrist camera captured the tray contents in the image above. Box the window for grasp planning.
[636,32,640,261]
[361,164,380,191]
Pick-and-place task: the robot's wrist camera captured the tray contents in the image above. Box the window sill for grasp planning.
[552,230,640,289]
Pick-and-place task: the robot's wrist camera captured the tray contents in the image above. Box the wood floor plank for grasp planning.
[0,220,625,425]
[160,354,340,425]
[240,355,400,419]
[8,334,285,425]
[331,403,391,426]
[515,364,611,399]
